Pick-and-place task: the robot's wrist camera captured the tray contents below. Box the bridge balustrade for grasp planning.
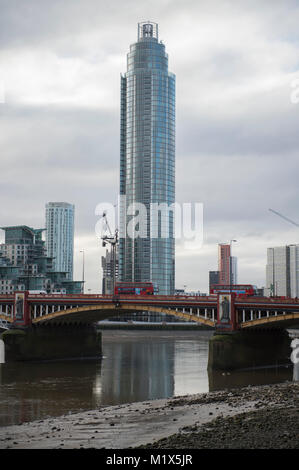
[0,304,13,318]
[235,303,298,328]
[29,303,80,320]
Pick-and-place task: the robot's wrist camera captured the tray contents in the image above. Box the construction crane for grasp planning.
[99,211,118,294]
[268,208,298,297]
[269,209,299,227]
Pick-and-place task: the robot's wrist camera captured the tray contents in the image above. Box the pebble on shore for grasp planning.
[0,382,298,449]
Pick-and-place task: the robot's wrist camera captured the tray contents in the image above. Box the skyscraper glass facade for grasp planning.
[45,202,74,281]
[266,244,299,297]
[119,22,175,295]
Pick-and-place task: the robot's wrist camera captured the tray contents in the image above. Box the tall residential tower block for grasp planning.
[266,244,299,297]
[45,202,75,281]
[119,22,175,295]
[218,243,238,285]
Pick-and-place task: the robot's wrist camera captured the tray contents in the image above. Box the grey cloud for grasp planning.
[0,104,119,168]
[1,0,299,291]
[0,103,119,238]
[0,0,107,47]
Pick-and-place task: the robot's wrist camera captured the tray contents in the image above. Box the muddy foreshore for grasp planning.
[0,381,298,449]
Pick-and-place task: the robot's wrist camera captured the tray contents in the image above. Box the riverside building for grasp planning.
[266,244,299,297]
[218,243,238,285]
[0,225,82,294]
[119,22,175,295]
[45,202,75,281]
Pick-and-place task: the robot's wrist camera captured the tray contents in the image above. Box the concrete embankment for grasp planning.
[0,382,298,449]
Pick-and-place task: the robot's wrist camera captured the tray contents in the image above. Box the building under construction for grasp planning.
[101,246,119,295]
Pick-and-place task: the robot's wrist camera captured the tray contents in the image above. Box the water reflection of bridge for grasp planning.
[0,329,298,427]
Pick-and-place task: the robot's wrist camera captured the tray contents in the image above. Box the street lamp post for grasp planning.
[80,249,85,293]
[230,239,237,286]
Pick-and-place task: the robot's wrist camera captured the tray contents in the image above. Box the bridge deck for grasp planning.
[1,294,299,330]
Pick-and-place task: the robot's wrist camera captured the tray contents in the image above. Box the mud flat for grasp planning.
[0,382,298,449]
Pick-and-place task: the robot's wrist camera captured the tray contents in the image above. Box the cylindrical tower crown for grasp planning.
[138,21,158,41]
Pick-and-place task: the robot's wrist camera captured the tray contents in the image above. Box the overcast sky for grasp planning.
[0,0,299,293]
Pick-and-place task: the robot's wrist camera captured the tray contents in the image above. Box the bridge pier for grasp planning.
[208,329,292,371]
[1,323,102,362]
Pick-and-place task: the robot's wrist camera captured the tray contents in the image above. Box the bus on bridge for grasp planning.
[114,282,154,296]
[210,284,256,297]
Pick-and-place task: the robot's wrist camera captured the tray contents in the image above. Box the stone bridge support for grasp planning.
[1,324,102,362]
[208,329,292,371]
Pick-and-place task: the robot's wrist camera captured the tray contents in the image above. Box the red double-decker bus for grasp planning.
[210,284,256,297]
[114,282,154,295]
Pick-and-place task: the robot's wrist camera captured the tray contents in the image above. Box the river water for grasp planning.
[0,329,297,427]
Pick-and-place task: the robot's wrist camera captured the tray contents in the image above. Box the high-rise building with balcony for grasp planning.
[0,225,82,294]
[119,22,175,295]
[45,202,74,281]
[266,244,299,297]
[218,243,238,285]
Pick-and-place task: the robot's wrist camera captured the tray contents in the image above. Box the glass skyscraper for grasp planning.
[119,22,175,295]
[45,202,75,281]
[266,244,299,297]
